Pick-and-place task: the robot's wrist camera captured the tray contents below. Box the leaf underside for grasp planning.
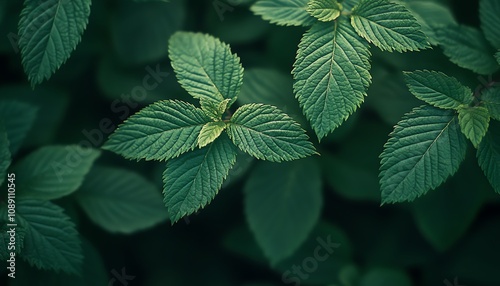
[380,105,467,204]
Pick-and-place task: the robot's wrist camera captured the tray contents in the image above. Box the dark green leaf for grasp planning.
[0,100,37,155]
[480,0,500,48]
[477,121,500,193]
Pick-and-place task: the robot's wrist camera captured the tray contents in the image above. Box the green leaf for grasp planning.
[403,70,474,109]
[351,0,430,52]
[169,32,243,107]
[380,106,467,204]
[18,0,91,85]
[436,25,499,75]
[103,100,210,161]
[198,121,227,148]
[477,121,500,193]
[201,98,231,121]
[480,87,500,120]
[359,268,412,286]
[76,166,168,233]
[405,1,457,45]
[0,100,38,155]
[306,0,342,22]
[0,127,11,187]
[244,158,322,264]
[480,0,500,48]
[293,20,371,139]
[458,106,490,148]
[227,103,317,162]
[163,134,237,223]
[13,145,100,200]
[17,199,82,275]
[251,0,316,27]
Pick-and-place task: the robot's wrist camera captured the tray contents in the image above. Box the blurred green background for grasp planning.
[1,0,500,285]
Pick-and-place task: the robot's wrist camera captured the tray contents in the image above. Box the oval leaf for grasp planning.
[458,106,490,148]
[306,0,342,22]
[251,0,316,27]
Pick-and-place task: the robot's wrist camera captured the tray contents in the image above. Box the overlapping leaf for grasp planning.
[163,134,237,223]
[0,127,10,187]
[169,32,243,108]
[13,145,100,200]
[17,199,82,274]
[103,100,210,161]
[0,100,37,155]
[251,0,316,27]
[293,20,371,140]
[480,0,500,48]
[76,166,168,233]
[458,106,490,148]
[197,121,227,148]
[405,1,457,45]
[380,106,467,204]
[19,0,91,85]
[227,103,316,162]
[306,0,342,22]
[436,25,499,75]
[477,121,500,193]
[244,158,322,264]
[481,87,500,120]
[351,0,430,52]
[404,70,473,109]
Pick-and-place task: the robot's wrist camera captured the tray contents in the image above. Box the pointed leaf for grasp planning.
[0,127,11,187]
[227,103,317,162]
[380,106,467,204]
[403,70,474,109]
[103,100,210,161]
[163,134,237,223]
[306,0,342,22]
[244,158,322,264]
[0,100,37,155]
[436,25,499,75]
[293,20,371,139]
[480,87,500,120]
[76,166,168,233]
[251,0,316,27]
[477,121,500,193]
[13,145,100,201]
[19,0,91,85]
[201,98,231,121]
[198,121,227,148]
[351,0,430,52]
[17,199,82,275]
[169,32,243,107]
[458,106,490,148]
[480,0,500,48]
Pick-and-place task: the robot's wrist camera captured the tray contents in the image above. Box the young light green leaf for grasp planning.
[103,100,210,161]
[436,25,499,75]
[0,100,37,155]
[480,0,500,48]
[163,134,237,223]
[293,20,371,139]
[19,0,91,85]
[477,121,500,193]
[306,0,342,22]
[197,121,227,148]
[17,199,82,275]
[227,103,317,162]
[244,158,322,265]
[251,0,316,27]
[169,32,243,107]
[201,98,231,121]
[458,106,490,148]
[76,166,168,233]
[351,0,430,52]
[380,106,467,204]
[13,145,100,201]
[481,87,500,120]
[403,70,474,109]
[0,127,11,187]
